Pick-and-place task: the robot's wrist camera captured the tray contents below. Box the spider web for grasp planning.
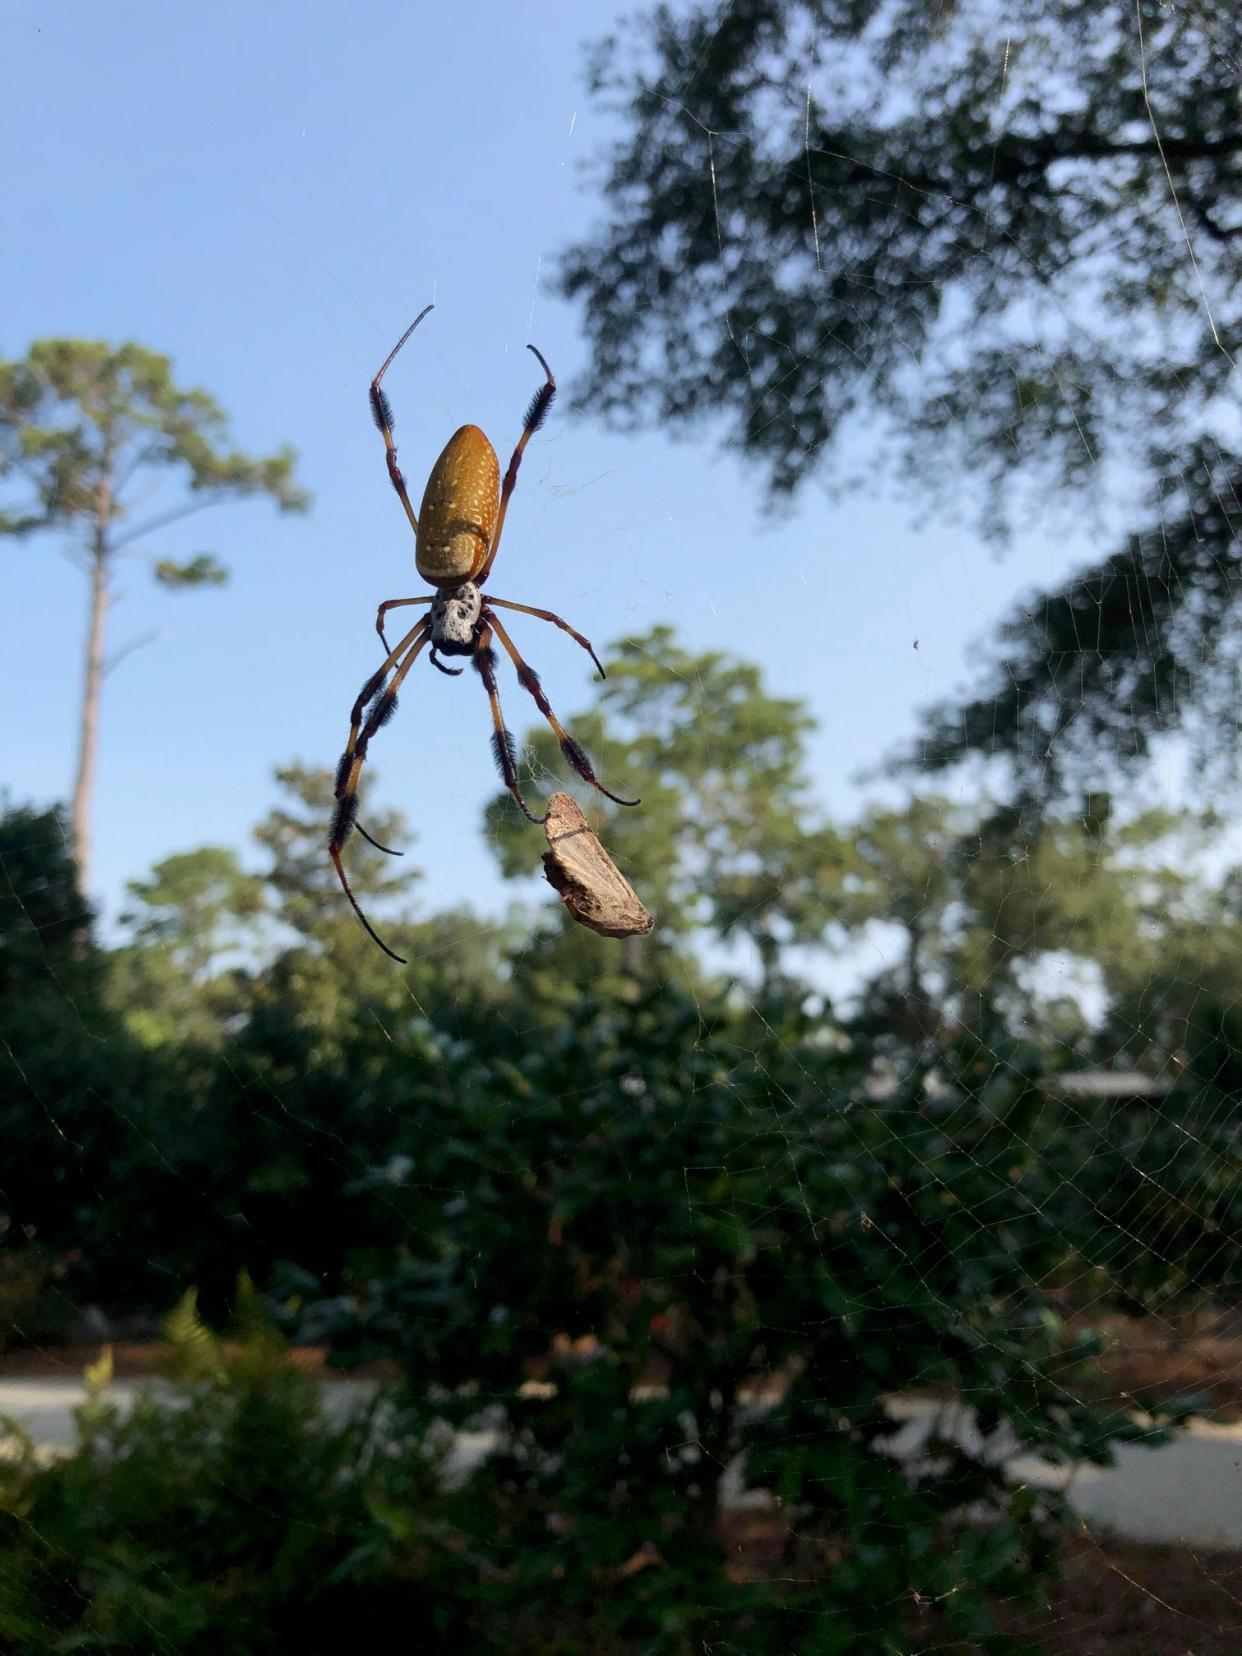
[1,2,1241,1651]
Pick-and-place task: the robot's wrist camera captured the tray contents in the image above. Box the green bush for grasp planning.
[3,794,1225,1650]
[0,1287,472,1655]
[305,984,1170,1653]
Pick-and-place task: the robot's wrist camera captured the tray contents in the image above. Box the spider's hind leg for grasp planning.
[355,819,403,857]
[484,610,640,809]
[472,623,546,825]
[329,620,430,961]
[331,618,426,849]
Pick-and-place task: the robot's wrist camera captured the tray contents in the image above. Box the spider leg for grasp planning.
[355,820,402,857]
[485,597,606,679]
[330,621,430,962]
[430,644,464,677]
[472,622,546,825]
[346,617,431,854]
[375,594,435,652]
[485,610,640,809]
[370,305,434,539]
[335,616,429,797]
[475,344,556,586]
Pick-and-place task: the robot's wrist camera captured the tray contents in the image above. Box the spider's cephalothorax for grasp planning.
[428,581,482,668]
[330,307,640,962]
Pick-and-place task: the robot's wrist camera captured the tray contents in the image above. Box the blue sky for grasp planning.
[3,0,1125,941]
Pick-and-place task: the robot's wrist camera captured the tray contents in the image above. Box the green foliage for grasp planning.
[835,796,968,1045]
[313,983,1180,1651]
[901,440,1242,796]
[564,1,1235,509]
[0,803,150,1326]
[485,636,1231,1061]
[255,762,418,942]
[0,338,309,542]
[0,1288,468,1655]
[561,1,1241,794]
[0,801,96,999]
[813,795,1222,1059]
[119,846,264,997]
[1090,835,1242,1083]
[153,552,228,587]
[957,807,1166,986]
[1,609,1238,1646]
[243,762,477,1043]
[110,848,279,1043]
[487,624,850,982]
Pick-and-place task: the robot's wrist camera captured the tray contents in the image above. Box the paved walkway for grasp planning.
[884,1395,1242,1548]
[2,1379,1239,1549]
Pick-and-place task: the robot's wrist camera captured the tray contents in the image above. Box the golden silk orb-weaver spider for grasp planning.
[331,306,640,961]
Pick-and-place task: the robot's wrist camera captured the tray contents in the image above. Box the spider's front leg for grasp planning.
[375,595,435,653]
[486,596,606,679]
[369,303,434,538]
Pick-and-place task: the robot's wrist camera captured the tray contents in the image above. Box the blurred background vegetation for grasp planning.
[2,621,1239,1650]
[2,0,1239,1651]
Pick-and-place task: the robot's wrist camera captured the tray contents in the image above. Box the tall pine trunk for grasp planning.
[71,541,109,896]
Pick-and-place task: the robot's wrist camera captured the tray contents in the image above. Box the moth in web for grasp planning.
[331,306,640,962]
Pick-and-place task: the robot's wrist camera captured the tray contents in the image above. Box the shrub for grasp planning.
[0,1285,473,1655]
[309,984,1169,1652]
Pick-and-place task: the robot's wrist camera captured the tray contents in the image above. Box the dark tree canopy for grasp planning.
[561,0,1241,794]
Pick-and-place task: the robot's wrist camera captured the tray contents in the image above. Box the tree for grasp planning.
[838,795,1214,1055]
[560,1,1240,797]
[484,624,850,988]
[255,763,418,943]
[110,848,266,1046]
[121,848,265,984]
[1090,837,1242,1082]
[0,341,310,891]
[836,796,968,1047]
[246,763,498,1037]
[951,802,1187,1007]
[0,801,195,1320]
[315,980,1171,1650]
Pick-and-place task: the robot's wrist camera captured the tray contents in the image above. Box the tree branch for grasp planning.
[112,441,167,501]
[0,496,48,526]
[110,491,248,551]
[104,628,167,678]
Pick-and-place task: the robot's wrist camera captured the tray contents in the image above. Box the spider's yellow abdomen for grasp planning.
[415,424,500,584]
